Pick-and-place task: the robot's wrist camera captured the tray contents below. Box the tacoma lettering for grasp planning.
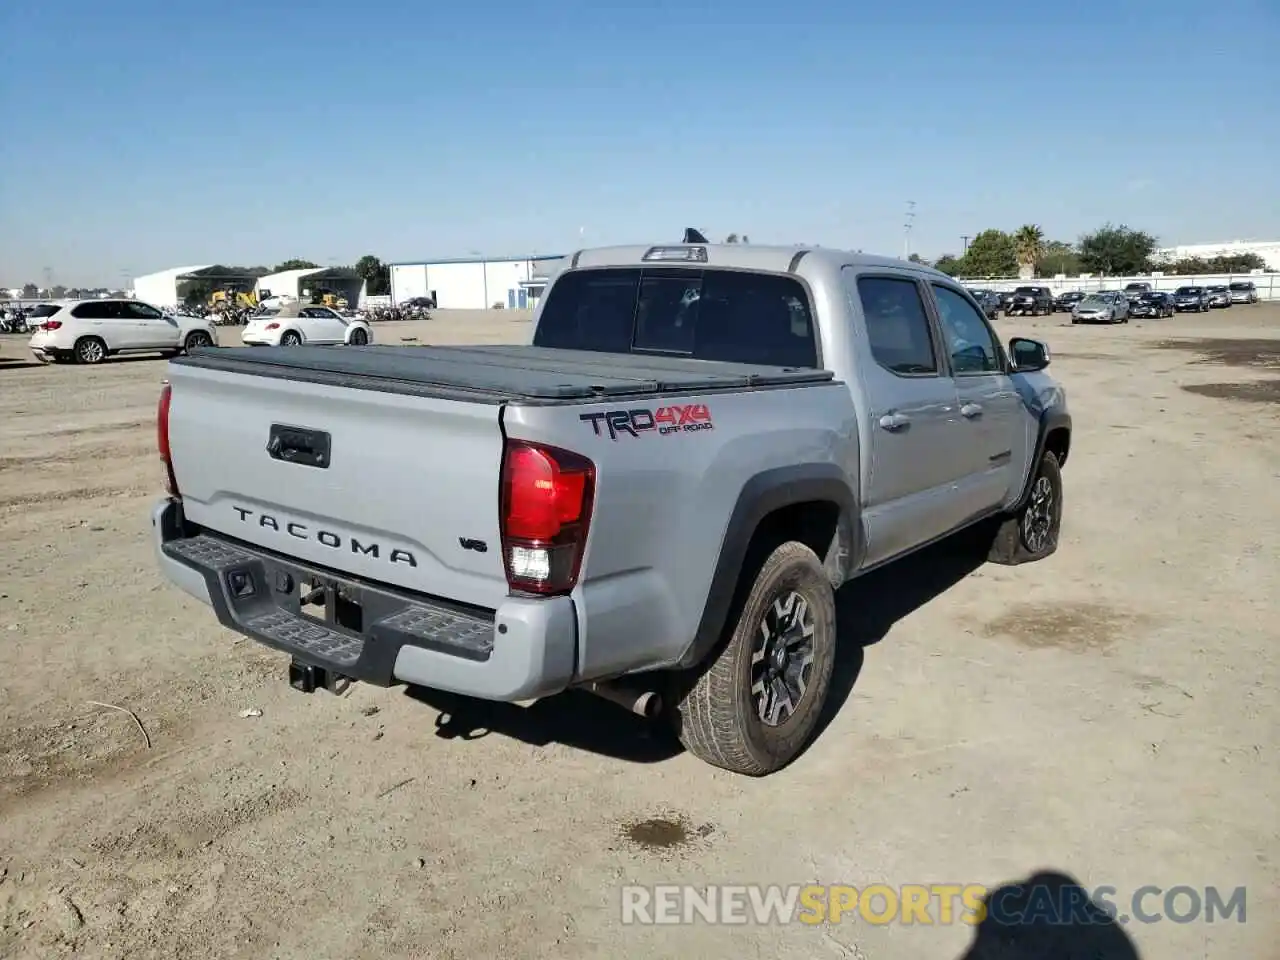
[232,506,417,566]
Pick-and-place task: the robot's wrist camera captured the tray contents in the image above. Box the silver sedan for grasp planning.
[1071,293,1129,324]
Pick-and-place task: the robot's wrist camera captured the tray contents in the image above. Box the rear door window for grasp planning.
[534,267,818,368]
[70,301,121,319]
[854,276,938,375]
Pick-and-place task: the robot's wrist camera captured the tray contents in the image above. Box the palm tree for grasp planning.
[1014,225,1045,276]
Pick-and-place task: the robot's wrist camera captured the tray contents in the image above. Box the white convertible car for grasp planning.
[27,299,218,364]
[241,302,372,347]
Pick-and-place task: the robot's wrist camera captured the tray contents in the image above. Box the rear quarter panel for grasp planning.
[504,381,858,679]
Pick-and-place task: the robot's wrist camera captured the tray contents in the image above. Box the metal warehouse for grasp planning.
[255,267,364,307]
[389,255,565,311]
[132,265,215,308]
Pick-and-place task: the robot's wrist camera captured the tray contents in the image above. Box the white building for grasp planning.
[133,264,214,307]
[389,255,566,310]
[254,267,364,307]
[1153,240,1280,270]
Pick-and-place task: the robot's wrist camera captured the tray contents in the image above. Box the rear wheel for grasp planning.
[673,541,837,776]
[74,337,107,364]
[280,331,302,346]
[348,327,368,346]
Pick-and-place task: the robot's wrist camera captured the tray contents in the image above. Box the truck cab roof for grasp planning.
[566,243,952,280]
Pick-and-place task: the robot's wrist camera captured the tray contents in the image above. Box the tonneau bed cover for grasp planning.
[173,344,834,404]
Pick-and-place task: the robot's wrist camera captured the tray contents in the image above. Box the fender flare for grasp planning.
[1013,408,1071,511]
[677,463,857,670]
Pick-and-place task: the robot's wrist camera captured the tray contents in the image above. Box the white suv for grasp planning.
[28,299,219,364]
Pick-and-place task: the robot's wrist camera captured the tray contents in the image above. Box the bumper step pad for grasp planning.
[244,608,364,667]
[163,533,496,683]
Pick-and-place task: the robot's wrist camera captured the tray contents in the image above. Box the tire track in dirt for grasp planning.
[0,485,149,510]
[0,439,154,472]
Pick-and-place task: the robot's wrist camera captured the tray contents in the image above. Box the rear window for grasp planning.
[1229,283,1253,290]
[28,304,62,318]
[70,301,119,319]
[1176,287,1201,294]
[533,267,818,368]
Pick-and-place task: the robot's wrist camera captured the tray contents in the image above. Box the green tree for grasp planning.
[272,259,319,272]
[1078,224,1157,275]
[354,254,391,296]
[908,253,926,264]
[1013,225,1045,275]
[1206,253,1266,272]
[961,229,1018,277]
[933,254,964,276]
[1038,240,1082,276]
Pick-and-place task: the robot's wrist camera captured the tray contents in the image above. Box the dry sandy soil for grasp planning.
[1,305,1277,960]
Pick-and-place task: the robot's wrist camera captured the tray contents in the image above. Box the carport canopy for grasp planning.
[175,266,260,287]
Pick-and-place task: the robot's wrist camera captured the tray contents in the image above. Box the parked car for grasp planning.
[1122,282,1153,302]
[1206,285,1233,309]
[1072,292,1129,324]
[1005,285,1055,317]
[152,242,1071,777]
[1128,292,1174,319]
[27,299,218,364]
[967,289,1002,321]
[1173,286,1211,312]
[998,290,1019,311]
[1228,281,1259,305]
[1054,291,1086,313]
[241,302,373,347]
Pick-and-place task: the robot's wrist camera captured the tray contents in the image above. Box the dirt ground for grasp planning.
[1,304,1277,960]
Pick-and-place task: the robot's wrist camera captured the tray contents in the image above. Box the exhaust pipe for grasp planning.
[585,680,663,719]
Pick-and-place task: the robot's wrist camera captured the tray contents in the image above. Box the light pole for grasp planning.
[469,250,488,308]
[903,202,916,260]
[961,235,971,254]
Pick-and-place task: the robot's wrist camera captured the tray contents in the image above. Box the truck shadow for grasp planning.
[404,526,991,768]
[956,870,1142,960]
[811,524,993,748]
[403,684,678,763]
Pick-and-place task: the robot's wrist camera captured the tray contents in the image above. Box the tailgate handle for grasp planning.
[267,424,331,468]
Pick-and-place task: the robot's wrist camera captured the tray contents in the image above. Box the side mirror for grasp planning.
[1010,337,1050,372]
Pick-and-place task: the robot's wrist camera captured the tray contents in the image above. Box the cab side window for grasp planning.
[854,276,938,376]
[931,285,1002,374]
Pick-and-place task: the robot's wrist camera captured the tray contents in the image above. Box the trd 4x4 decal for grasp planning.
[580,404,714,441]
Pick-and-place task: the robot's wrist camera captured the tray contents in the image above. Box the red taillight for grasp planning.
[157,381,179,497]
[265,322,280,330]
[42,320,63,331]
[500,440,594,595]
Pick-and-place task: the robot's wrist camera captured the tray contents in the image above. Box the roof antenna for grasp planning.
[682,227,709,244]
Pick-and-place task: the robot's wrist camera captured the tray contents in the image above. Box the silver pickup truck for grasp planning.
[153,242,1070,776]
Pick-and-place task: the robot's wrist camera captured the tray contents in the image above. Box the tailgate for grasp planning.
[166,362,509,609]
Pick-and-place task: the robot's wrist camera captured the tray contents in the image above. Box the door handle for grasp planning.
[878,412,910,431]
[961,403,983,419]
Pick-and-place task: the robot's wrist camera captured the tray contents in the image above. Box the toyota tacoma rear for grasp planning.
[153,240,1070,775]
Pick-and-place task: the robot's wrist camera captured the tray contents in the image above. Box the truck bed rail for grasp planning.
[172,344,834,404]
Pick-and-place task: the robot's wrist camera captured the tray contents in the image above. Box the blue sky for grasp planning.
[2,0,1277,286]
